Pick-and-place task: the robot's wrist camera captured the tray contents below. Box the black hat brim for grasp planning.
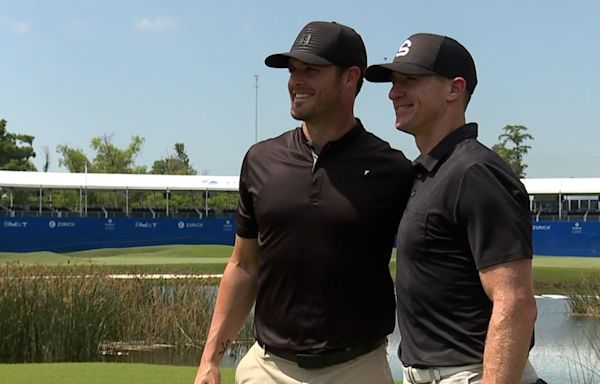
[365,62,437,82]
[265,51,334,68]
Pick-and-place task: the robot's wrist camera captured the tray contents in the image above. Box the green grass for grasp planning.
[533,255,600,268]
[533,256,600,294]
[3,246,600,293]
[0,363,402,384]
[0,363,230,384]
[0,245,231,274]
[0,244,231,265]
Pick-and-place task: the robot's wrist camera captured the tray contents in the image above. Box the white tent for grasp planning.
[522,178,600,195]
[0,170,239,191]
[0,170,240,217]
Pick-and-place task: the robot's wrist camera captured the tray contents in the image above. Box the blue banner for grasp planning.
[3,217,600,256]
[0,216,235,252]
[533,221,600,257]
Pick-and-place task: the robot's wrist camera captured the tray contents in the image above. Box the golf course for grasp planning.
[1,245,599,384]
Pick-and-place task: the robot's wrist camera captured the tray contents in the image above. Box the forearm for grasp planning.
[200,259,258,365]
[482,296,536,383]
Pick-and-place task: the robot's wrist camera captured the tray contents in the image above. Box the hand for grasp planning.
[193,363,221,384]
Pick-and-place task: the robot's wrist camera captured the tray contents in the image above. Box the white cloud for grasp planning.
[0,15,29,33]
[134,16,176,31]
[10,21,28,33]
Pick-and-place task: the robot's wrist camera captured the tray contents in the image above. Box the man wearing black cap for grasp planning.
[365,33,542,384]
[193,21,413,384]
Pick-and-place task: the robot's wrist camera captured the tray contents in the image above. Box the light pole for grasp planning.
[254,74,259,143]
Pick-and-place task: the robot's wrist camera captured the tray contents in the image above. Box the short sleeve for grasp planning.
[455,162,532,270]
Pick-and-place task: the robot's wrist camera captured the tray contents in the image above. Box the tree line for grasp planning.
[0,119,239,214]
[1,119,532,214]
[1,119,197,175]
[1,118,534,178]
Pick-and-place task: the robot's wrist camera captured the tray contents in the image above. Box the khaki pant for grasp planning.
[235,342,394,384]
[403,360,539,384]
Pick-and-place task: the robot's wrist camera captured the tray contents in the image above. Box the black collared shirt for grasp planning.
[237,119,414,350]
[396,123,532,367]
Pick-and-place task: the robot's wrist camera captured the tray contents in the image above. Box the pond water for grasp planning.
[527,296,600,383]
[386,296,600,383]
[102,296,600,383]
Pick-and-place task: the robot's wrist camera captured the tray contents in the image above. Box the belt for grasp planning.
[259,338,385,369]
[403,363,483,384]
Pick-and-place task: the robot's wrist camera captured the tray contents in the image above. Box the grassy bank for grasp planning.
[0,263,253,363]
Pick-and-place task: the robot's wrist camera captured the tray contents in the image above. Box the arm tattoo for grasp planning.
[218,339,232,357]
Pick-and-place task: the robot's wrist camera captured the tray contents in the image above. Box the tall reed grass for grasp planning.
[567,275,600,383]
[568,275,600,317]
[0,263,254,363]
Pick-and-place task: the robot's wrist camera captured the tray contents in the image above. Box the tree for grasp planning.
[41,145,51,172]
[91,134,146,174]
[151,142,197,175]
[56,134,147,209]
[56,134,146,174]
[0,119,37,171]
[56,145,91,173]
[492,125,534,178]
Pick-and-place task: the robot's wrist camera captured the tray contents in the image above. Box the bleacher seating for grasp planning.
[173,207,203,219]
[131,207,154,218]
[222,208,237,218]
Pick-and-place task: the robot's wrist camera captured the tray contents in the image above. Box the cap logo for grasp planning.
[299,34,312,46]
[395,39,411,57]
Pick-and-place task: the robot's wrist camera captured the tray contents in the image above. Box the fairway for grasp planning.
[2,245,600,294]
[6,245,600,267]
[0,244,232,266]
[533,255,600,268]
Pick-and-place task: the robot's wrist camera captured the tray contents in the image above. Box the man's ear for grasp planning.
[448,77,467,102]
[345,66,362,87]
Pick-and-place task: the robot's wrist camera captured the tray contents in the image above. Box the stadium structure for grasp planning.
[1,170,600,256]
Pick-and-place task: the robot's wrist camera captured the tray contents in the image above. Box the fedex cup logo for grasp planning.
[395,39,411,57]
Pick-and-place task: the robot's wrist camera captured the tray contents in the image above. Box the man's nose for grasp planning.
[389,84,404,100]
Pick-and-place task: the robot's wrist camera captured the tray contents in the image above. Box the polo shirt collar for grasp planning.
[300,118,366,150]
[414,123,478,173]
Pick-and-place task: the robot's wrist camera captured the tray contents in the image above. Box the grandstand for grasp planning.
[0,170,239,252]
[523,178,600,222]
[2,171,600,256]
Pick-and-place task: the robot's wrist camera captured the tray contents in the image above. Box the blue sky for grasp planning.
[1,1,598,177]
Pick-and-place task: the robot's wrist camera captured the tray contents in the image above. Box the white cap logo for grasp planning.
[395,39,412,57]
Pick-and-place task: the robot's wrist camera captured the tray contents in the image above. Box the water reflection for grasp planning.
[528,296,600,383]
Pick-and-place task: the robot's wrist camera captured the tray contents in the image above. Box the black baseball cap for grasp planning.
[265,21,367,75]
[365,33,477,94]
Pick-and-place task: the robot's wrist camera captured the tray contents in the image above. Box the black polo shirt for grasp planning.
[237,119,414,351]
[396,123,532,367]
